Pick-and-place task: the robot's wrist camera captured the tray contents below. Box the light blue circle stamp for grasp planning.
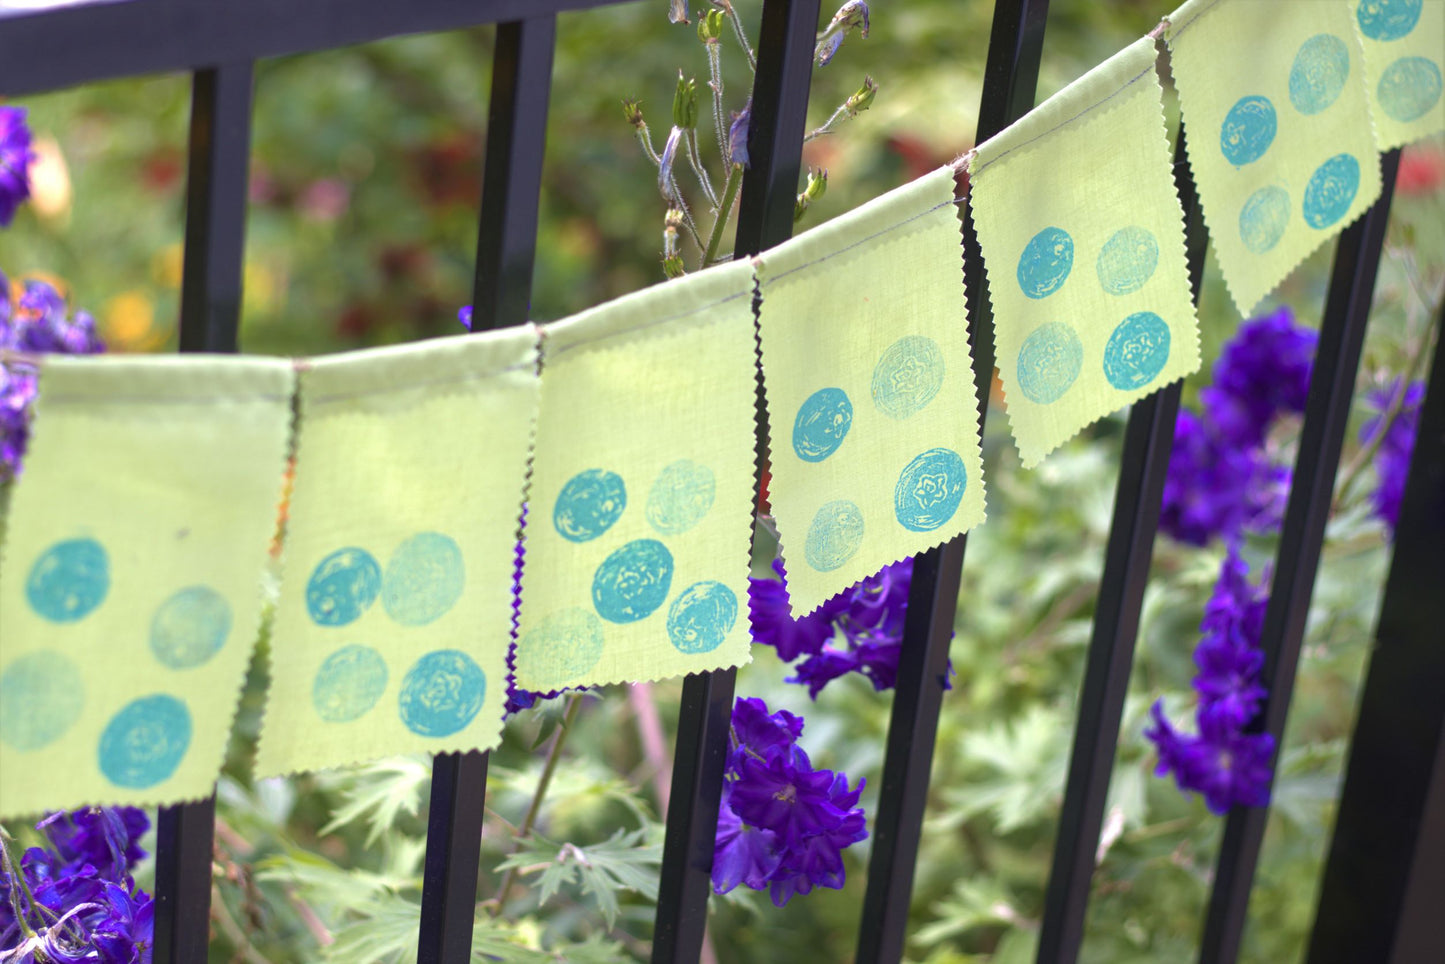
[312,644,389,723]
[26,538,109,623]
[382,532,465,626]
[1290,34,1351,115]
[305,548,381,627]
[1219,96,1277,167]
[592,539,674,624]
[1103,312,1172,391]
[894,449,967,533]
[397,650,486,738]
[98,694,191,789]
[871,335,945,420]
[1239,186,1291,253]
[646,460,716,536]
[554,469,627,542]
[667,581,738,654]
[1016,227,1074,299]
[150,586,232,670]
[804,500,865,572]
[1096,226,1159,296]
[1378,56,1442,122]
[0,651,84,751]
[517,607,605,688]
[1356,0,1422,41]
[792,388,853,462]
[1303,154,1361,230]
[1015,322,1083,405]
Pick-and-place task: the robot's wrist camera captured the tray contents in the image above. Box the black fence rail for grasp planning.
[1,1,1441,963]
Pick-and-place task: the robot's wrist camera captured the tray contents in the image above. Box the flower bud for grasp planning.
[673,72,699,129]
[668,0,689,25]
[658,126,683,201]
[834,0,870,37]
[846,75,877,116]
[805,168,829,202]
[622,98,645,129]
[698,9,725,41]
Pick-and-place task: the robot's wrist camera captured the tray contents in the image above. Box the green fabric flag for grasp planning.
[1167,0,1383,315]
[514,261,757,690]
[256,329,538,778]
[0,356,293,818]
[754,167,987,617]
[969,37,1200,468]
[1354,0,1444,149]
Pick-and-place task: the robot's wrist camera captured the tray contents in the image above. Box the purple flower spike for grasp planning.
[1360,378,1426,531]
[0,106,36,226]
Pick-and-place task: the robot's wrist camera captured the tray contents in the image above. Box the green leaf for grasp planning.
[316,756,431,846]
[494,828,662,928]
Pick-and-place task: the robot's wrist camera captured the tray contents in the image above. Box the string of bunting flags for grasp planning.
[0,0,1440,818]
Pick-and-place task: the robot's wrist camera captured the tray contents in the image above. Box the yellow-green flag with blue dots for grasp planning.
[0,355,293,818]
[1354,0,1444,149]
[969,37,1201,468]
[255,328,538,778]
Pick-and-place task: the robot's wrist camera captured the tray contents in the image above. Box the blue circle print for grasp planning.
[1290,34,1351,115]
[1219,96,1277,167]
[1015,322,1083,405]
[397,650,486,738]
[1303,154,1362,230]
[26,538,109,623]
[646,460,716,536]
[98,694,191,789]
[554,469,627,542]
[592,539,674,624]
[0,651,84,752]
[149,585,232,670]
[382,532,465,626]
[667,581,738,654]
[871,335,945,420]
[1016,227,1074,299]
[1239,186,1291,253]
[1103,312,1172,391]
[792,387,853,462]
[1357,0,1422,41]
[1378,56,1442,122]
[804,500,866,573]
[312,644,389,723]
[1096,226,1160,296]
[305,548,381,627]
[517,607,605,688]
[894,448,967,533]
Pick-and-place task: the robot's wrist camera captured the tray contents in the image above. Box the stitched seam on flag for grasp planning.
[38,392,295,405]
[545,287,753,359]
[306,359,536,405]
[759,198,961,286]
[1166,0,1225,44]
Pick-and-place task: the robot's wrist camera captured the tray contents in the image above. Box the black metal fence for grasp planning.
[1,1,1441,962]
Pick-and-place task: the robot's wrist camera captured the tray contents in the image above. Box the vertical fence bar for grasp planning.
[1034,121,1205,963]
[1197,148,1401,964]
[1305,299,1445,964]
[854,2,1048,961]
[416,16,556,964]
[152,61,255,964]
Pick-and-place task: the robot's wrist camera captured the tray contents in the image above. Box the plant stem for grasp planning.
[715,0,757,72]
[805,103,853,142]
[703,163,743,268]
[706,42,729,164]
[0,826,39,940]
[684,128,719,208]
[635,122,662,167]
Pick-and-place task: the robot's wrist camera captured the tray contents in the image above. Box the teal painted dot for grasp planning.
[804,500,865,573]
[646,460,716,536]
[1290,34,1351,115]
[667,581,738,654]
[1102,312,1172,391]
[149,586,232,670]
[1015,322,1083,405]
[1356,0,1422,41]
[305,548,381,627]
[871,335,945,420]
[1303,154,1362,229]
[1016,227,1074,299]
[98,694,191,789]
[1239,186,1291,253]
[592,539,674,624]
[397,650,486,738]
[554,469,627,542]
[26,538,108,623]
[311,645,389,723]
[1220,96,1277,167]
[1378,56,1443,122]
[1096,226,1159,296]
[517,607,605,688]
[792,388,853,462]
[894,449,966,533]
[382,532,465,626]
[0,651,83,751]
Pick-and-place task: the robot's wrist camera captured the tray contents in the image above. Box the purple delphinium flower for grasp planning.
[1201,306,1317,449]
[458,305,474,331]
[0,106,36,226]
[1359,378,1426,531]
[728,99,752,168]
[748,559,845,663]
[1145,702,1275,815]
[36,807,150,884]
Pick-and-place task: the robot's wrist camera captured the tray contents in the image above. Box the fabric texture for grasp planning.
[1353,0,1444,149]
[0,355,293,817]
